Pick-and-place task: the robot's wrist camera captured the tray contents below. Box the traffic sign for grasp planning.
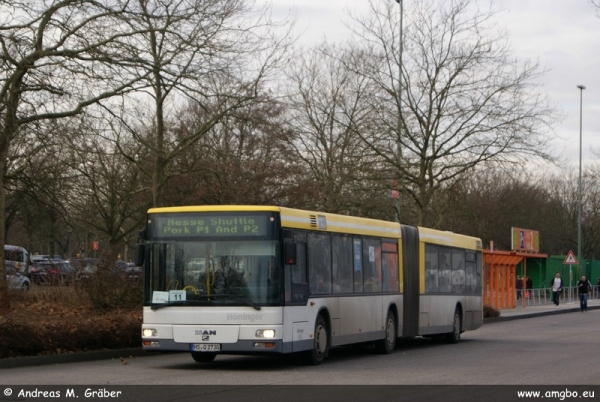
[563,250,577,265]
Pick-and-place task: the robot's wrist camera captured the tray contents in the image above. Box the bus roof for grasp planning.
[418,227,482,250]
[147,205,400,238]
[146,206,481,245]
[148,205,281,214]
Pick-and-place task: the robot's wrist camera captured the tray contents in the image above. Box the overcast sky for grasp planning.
[270,0,600,169]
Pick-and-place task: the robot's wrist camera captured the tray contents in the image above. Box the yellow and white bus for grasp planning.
[138,206,483,364]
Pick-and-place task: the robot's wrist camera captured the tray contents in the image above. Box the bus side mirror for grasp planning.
[284,242,296,265]
[135,244,145,267]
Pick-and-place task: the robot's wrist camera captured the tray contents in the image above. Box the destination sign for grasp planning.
[151,214,269,238]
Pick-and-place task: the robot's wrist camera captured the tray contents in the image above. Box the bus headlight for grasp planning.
[142,328,157,337]
[255,329,276,338]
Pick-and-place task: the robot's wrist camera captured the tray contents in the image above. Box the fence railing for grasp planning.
[516,286,599,307]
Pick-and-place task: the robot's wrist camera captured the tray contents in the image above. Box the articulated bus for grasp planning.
[137,206,483,364]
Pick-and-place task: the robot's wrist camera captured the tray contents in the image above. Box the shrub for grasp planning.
[0,278,142,358]
[81,272,143,311]
[0,312,141,358]
[483,305,500,318]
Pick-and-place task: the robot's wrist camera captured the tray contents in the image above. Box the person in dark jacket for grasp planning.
[526,276,533,299]
[516,276,523,300]
[550,272,562,307]
[576,275,592,312]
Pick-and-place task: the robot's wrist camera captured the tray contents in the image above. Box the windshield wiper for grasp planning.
[150,294,261,311]
[218,293,262,311]
[150,300,209,311]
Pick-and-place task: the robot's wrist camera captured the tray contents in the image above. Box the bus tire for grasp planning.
[304,315,328,365]
[375,311,396,354]
[446,308,461,343]
[191,352,217,363]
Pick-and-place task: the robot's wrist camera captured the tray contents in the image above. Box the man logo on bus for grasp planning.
[195,330,217,336]
[202,335,209,341]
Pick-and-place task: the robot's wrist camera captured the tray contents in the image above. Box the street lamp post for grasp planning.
[394,0,403,223]
[577,84,585,278]
[68,230,72,260]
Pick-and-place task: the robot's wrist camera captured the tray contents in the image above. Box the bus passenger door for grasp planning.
[283,240,311,352]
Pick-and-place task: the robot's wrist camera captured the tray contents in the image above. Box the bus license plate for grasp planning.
[190,344,221,352]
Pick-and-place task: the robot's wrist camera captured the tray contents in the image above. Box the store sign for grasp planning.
[511,227,539,252]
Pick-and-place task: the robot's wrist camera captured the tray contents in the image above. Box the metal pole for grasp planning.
[577,85,585,278]
[394,0,403,223]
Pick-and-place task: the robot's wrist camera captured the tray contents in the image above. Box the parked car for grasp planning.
[29,264,49,285]
[123,264,143,280]
[30,259,77,285]
[77,263,98,282]
[114,261,142,280]
[7,265,30,292]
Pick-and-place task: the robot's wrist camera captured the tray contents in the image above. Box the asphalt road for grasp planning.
[2,310,598,386]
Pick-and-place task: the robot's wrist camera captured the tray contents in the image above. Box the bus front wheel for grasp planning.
[304,315,328,365]
[191,352,217,363]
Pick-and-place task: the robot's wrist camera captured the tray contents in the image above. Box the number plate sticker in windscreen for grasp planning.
[190,344,221,352]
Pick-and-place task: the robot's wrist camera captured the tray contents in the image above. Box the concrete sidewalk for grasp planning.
[486,296,600,322]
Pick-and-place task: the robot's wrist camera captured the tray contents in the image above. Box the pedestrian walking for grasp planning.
[516,275,523,300]
[576,275,592,312]
[596,277,600,299]
[550,272,562,308]
[526,276,533,299]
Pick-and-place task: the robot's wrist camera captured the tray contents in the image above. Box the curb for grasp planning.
[0,348,150,369]
[484,304,600,324]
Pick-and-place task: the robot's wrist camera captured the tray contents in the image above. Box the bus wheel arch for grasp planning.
[375,305,398,354]
[446,304,463,343]
[304,310,330,365]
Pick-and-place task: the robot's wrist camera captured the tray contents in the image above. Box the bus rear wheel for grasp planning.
[446,308,461,343]
[191,352,217,363]
[304,315,328,365]
[375,312,396,354]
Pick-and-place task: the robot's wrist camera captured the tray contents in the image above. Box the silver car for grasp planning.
[7,265,30,292]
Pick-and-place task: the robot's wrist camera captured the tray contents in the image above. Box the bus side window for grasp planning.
[439,248,452,293]
[353,239,363,293]
[451,249,465,294]
[425,244,439,293]
[308,233,331,295]
[291,243,307,284]
[332,234,352,294]
[362,238,381,293]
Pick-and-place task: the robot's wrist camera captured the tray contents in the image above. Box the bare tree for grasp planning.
[107,0,294,207]
[0,0,142,312]
[6,124,74,257]
[345,0,558,225]
[593,0,600,16]
[165,97,303,206]
[67,131,147,250]
[282,42,391,216]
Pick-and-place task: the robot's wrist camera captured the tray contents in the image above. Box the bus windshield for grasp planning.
[145,240,281,307]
